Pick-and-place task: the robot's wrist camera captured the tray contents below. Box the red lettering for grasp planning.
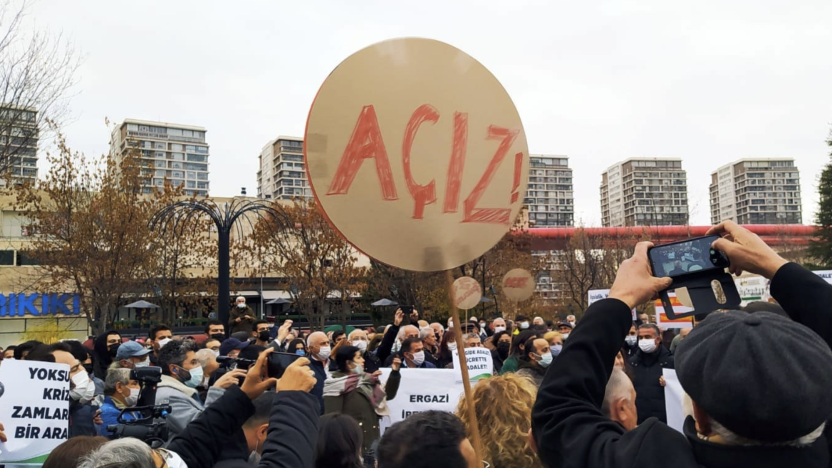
[505,277,529,288]
[510,152,523,204]
[402,105,439,219]
[443,112,468,213]
[327,105,398,200]
[462,126,519,225]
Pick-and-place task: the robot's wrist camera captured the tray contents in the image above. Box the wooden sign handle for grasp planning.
[446,270,484,466]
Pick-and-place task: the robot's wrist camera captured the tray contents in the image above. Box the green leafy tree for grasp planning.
[809,136,832,267]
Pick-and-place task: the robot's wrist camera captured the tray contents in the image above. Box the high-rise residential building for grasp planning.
[600,158,688,227]
[256,136,311,200]
[110,119,210,197]
[0,105,38,186]
[525,155,574,227]
[709,158,801,225]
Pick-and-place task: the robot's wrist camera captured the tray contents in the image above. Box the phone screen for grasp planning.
[648,236,728,278]
[267,352,302,379]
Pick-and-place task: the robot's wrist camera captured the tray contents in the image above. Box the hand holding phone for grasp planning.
[647,236,729,279]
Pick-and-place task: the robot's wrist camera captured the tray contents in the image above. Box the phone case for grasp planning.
[660,269,741,320]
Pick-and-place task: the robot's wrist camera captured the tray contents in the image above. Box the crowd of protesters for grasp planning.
[0,222,831,468]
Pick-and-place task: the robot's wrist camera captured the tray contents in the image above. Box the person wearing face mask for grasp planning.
[203,338,222,356]
[97,368,141,437]
[155,339,248,439]
[515,315,531,335]
[229,296,257,335]
[91,330,122,380]
[622,323,639,357]
[488,318,507,348]
[516,337,552,387]
[499,330,538,375]
[400,337,436,369]
[307,331,333,414]
[148,324,173,364]
[195,348,220,401]
[627,323,674,424]
[324,345,401,467]
[437,329,458,368]
[251,320,272,346]
[566,314,577,328]
[26,342,102,437]
[115,341,152,370]
[64,340,105,405]
[557,322,573,341]
[349,329,381,373]
[544,331,563,359]
[205,320,227,343]
[490,330,512,373]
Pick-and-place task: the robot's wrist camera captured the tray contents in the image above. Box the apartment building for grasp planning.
[525,155,574,227]
[0,105,38,186]
[601,158,689,227]
[110,119,210,197]
[256,136,311,200]
[709,158,801,225]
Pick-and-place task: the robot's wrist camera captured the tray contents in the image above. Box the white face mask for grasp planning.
[479,322,486,329]
[448,343,457,352]
[70,371,96,403]
[125,387,140,406]
[639,339,657,354]
[316,346,331,361]
[538,352,554,368]
[157,338,172,349]
[568,321,576,327]
[410,350,425,366]
[211,349,220,358]
[561,333,570,340]
[134,359,150,368]
[520,321,530,330]
[625,336,638,346]
[494,326,506,333]
[237,303,246,308]
[352,340,368,352]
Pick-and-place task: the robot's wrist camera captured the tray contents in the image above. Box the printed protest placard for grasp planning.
[451,347,493,381]
[0,359,70,465]
[588,289,637,320]
[502,269,534,302]
[663,368,685,434]
[654,293,694,329]
[305,37,529,272]
[453,277,482,310]
[378,369,469,434]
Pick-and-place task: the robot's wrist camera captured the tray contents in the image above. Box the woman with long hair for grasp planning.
[490,330,513,373]
[316,413,365,468]
[437,329,457,368]
[499,330,538,375]
[324,345,401,467]
[91,329,121,380]
[455,374,543,468]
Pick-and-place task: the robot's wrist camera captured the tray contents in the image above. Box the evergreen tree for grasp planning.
[809,136,832,267]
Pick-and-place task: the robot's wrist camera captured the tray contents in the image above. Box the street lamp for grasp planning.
[150,198,289,326]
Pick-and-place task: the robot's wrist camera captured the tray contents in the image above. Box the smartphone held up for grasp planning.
[648,235,729,279]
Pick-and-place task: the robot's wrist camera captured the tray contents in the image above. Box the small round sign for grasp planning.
[305,37,529,272]
[501,268,535,302]
[453,276,482,310]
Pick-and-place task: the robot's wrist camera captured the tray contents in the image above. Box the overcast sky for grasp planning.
[27,0,832,226]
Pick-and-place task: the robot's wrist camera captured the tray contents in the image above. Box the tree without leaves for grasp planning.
[251,199,366,331]
[0,0,79,175]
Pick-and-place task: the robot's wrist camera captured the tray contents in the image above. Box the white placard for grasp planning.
[663,368,685,434]
[0,360,70,465]
[451,347,493,381]
[378,369,469,434]
[588,289,637,320]
[814,270,832,285]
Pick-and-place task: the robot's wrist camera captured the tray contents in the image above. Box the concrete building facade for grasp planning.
[110,119,210,197]
[709,158,801,225]
[601,158,689,227]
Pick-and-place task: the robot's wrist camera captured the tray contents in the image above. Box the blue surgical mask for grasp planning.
[352,364,364,375]
[178,366,203,388]
[295,349,306,356]
[550,345,562,357]
[538,353,553,368]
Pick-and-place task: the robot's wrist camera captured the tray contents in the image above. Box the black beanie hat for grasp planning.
[676,311,832,442]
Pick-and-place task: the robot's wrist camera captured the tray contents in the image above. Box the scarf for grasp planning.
[323,372,389,416]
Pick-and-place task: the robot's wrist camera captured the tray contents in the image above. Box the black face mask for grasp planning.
[497,342,510,359]
[83,363,94,375]
[211,333,227,342]
[108,344,120,357]
[258,331,271,342]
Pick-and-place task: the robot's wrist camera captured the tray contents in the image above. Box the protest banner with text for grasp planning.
[451,347,493,381]
[379,369,470,434]
[0,360,70,465]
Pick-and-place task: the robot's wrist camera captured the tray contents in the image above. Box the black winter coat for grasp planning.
[627,346,674,424]
[168,385,319,468]
[531,262,832,468]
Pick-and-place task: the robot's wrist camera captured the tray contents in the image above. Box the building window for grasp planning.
[0,250,13,265]
[16,251,40,266]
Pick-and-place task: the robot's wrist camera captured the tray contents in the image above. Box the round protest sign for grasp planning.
[501,268,535,302]
[453,276,482,310]
[305,37,529,272]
